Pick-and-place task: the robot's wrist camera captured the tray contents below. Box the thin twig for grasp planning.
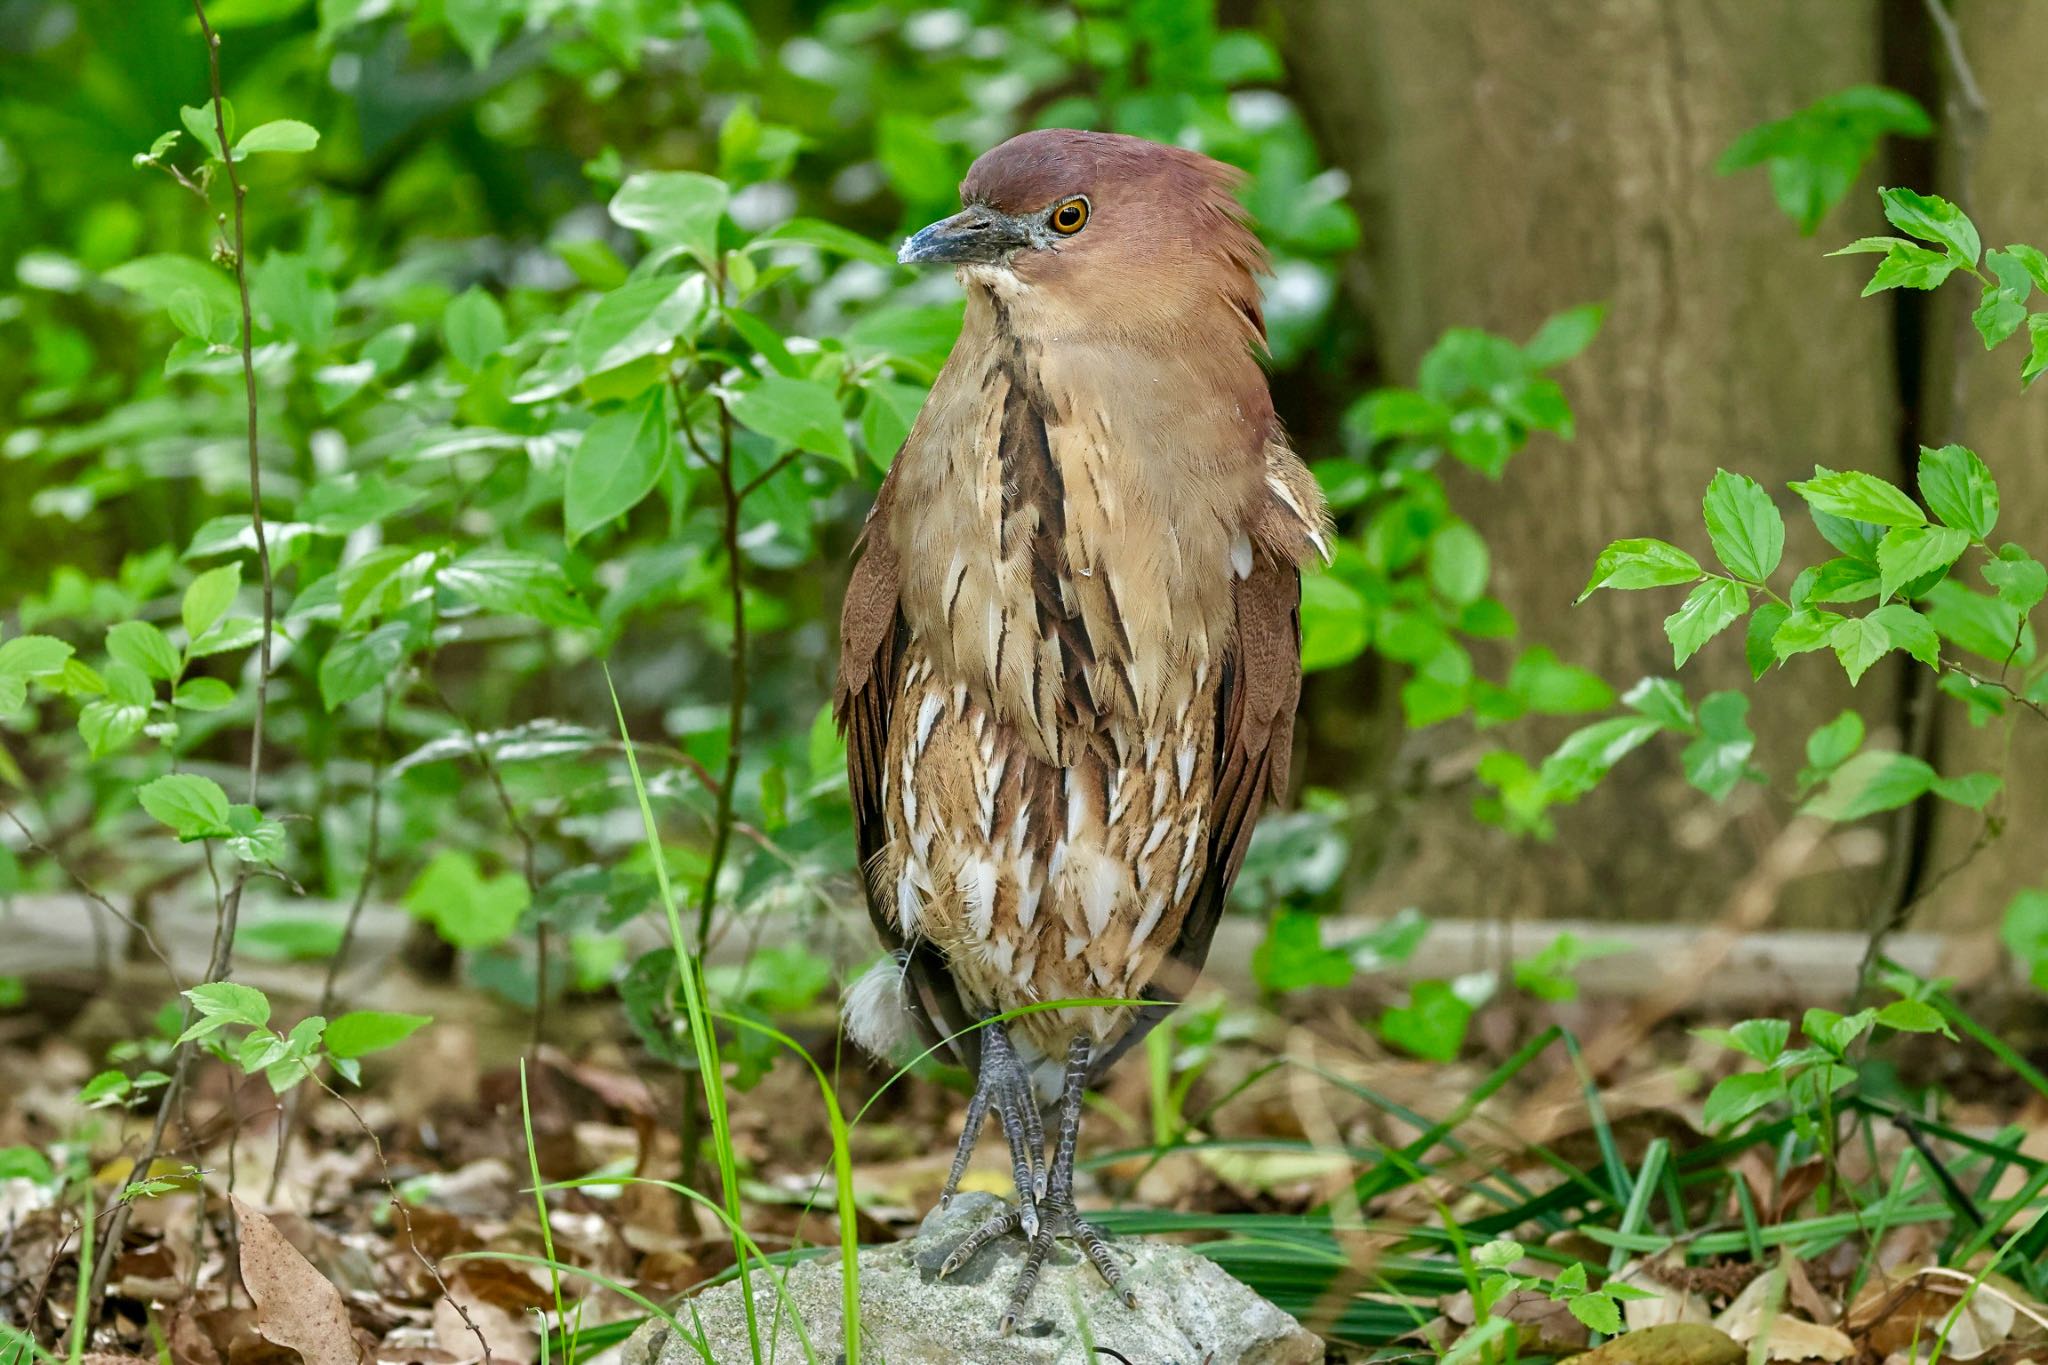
[0,801,183,993]
[90,0,277,1313]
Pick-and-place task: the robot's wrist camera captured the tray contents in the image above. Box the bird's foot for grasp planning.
[937,1186,1134,1335]
[937,1019,1045,1236]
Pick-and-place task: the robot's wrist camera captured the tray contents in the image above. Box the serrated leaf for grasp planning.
[1917,444,1998,540]
[0,634,75,680]
[440,550,594,628]
[1983,545,2047,610]
[1868,602,1939,668]
[173,677,236,712]
[1876,524,1969,601]
[1875,999,1951,1035]
[1578,539,1702,601]
[1702,469,1784,582]
[1681,691,1755,801]
[1879,185,1979,264]
[1790,467,1926,527]
[1663,579,1748,668]
[1773,608,1845,660]
[1801,749,1934,821]
[1746,602,1789,678]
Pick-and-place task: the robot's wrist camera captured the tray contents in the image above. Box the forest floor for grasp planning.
[2,946,2046,1364]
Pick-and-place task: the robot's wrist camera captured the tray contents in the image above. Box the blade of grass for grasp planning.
[518,1062,574,1361]
[605,667,768,1363]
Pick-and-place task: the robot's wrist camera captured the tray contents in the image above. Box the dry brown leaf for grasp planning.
[1615,1258,1714,1331]
[432,1289,530,1365]
[1754,1318,1856,1362]
[1849,1263,2035,1360]
[231,1196,367,1365]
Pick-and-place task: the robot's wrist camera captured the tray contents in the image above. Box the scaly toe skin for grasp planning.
[938,1205,1023,1279]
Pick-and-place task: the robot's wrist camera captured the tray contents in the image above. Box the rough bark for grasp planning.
[1284,0,1906,926]
[1913,0,2048,937]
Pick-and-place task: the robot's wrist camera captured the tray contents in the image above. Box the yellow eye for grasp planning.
[1050,198,1089,235]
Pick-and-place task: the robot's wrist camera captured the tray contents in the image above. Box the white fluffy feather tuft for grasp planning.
[842,954,923,1063]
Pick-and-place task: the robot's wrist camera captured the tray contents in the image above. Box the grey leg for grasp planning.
[937,1020,1043,1238]
[939,1033,1136,1335]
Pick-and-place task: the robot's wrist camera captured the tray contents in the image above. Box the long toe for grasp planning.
[938,1204,1023,1279]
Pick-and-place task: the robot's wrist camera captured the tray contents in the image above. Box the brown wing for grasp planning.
[833,474,983,1068]
[1087,552,1302,1080]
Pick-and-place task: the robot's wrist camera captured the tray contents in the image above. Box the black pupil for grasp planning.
[1058,204,1081,227]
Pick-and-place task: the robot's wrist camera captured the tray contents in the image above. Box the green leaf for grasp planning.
[1379,979,1477,1063]
[565,392,674,542]
[1746,601,1789,678]
[173,677,236,712]
[1830,615,1892,684]
[1251,910,1355,992]
[1702,469,1784,582]
[1769,609,1835,663]
[1790,467,1926,527]
[1879,185,1980,264]
[608,171,730,262]
[1506,646,1614,716]
[79,700,148,756]
[1522,303,1606,367]
[1931,771,2001,810]
[564,275,710,389]
[441,550,594,628]
[180,981,270,1042]
[745,217,896,268]
[1868,602,1939,668]
[1298,572,1370,673]
[404,850,529,950]
[1804,558,1881,604]
[444,0,505,65]
[1702,1071,1781,1128]
[1719,87,1928,233]
[1983,545,2048,611]
[1426,522,1489,606]
[139,774,234,840]
[0,635,75,696]
[318,621,410,711]
[324,1010,431,1059]
[233,119,319,157]
[1804,710,1866,777]
[1681,691,1755,801]
[180,103,226,160]
[2027,314,2048,388]
[2002,890,2048,990]
[1858,241,1957,295]
[106,620,179,682]
[1801,749,1935,821]
[182,563,242,641]
[1664,579,1748,668]
[1974,250,2032,349]
[443,287,507,372]
[1876,524,1969,601]
[1917,444,1998,542]
[1578,539,1702,601]
[859,379,926,469]
[104,254,239,329]
[726,373,852,470]
[1874,999,1951,1036]
[1568,1295,1623,1336]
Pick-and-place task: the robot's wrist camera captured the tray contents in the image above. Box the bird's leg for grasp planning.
[937,1019,1044,1237]
[940,1033,1135,1335]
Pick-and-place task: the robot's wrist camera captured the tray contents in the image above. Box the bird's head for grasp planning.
[898,129,1269,350]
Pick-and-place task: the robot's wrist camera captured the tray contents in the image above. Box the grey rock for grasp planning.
[619,1191,1323,1365]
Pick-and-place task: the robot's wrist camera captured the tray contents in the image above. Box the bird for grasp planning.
[834,127,1328,1332]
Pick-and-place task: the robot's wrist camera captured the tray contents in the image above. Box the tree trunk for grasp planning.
[1284,0,1908,927]
[1914,0,2048,938]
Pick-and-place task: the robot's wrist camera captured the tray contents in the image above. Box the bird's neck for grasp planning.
[887,291,1270,762]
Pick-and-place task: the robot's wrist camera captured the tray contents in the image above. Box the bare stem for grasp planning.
[89,0,277,1315]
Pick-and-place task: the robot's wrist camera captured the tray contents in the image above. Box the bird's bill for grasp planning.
[897,206,1033,266]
